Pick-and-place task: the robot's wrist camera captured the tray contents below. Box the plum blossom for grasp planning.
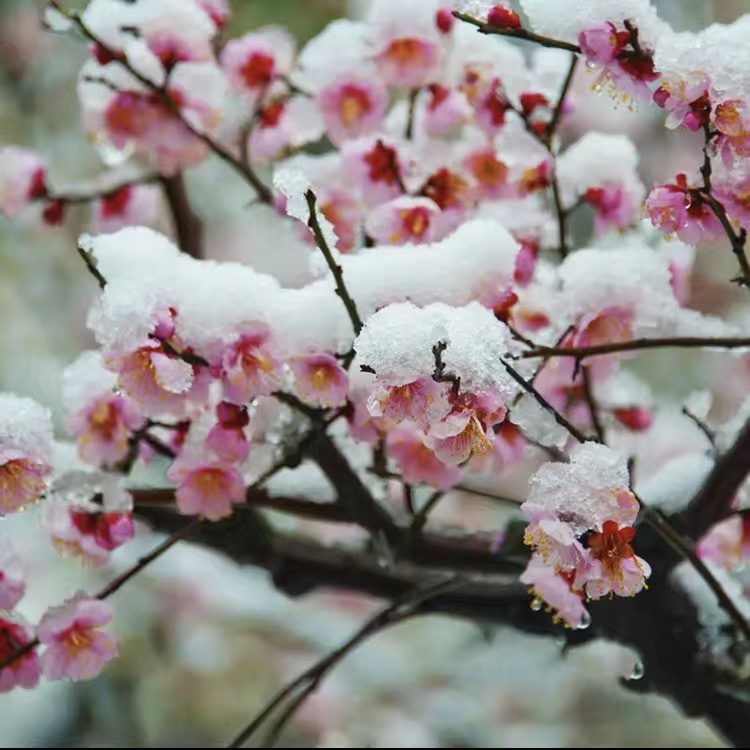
[221,27,296,100]
[0,615,40,692]
[0,394,54,515]
[365,196,441,245]
[167,456,246,520]
[385,422,461,489]
[38,596,118,682]
[290,353,348,409]
[0,541,25,610]
[205,402,251,464]
[220,324,285,405]
[645,174,723,245]
[317,77,388,146]
[578,20,659,103]
[0,146,47,218]
[92,184,161,234]
[521,555,588,629]
[653,74,711,132]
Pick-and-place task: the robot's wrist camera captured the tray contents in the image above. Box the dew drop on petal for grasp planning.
[576,610,592,630]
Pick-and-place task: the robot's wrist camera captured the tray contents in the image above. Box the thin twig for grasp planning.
[76,242,107,289]
[410,491,446,533]
[160,173,203,259]
[521,336,750,361]
[452,11,581,53]
[545,55,578,145]
[500,358,588,444]
[681,406,718,458]
[227,576,464,748]
[580,366,605,443]
[304,189,363,336]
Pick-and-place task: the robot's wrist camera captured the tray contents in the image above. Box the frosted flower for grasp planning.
[0,394,54,515]
[522,442,638,535]
[341,138,404,207]
[167,456,246,520]
[0,146,46,218]
[385,422,460,490]
[248,97,325,164]
[38,596,118,682]
[42,499,135,566]
[317,76,388,146]
[0,615,40,692]
[653,73,710,131]
[523,511,588,571]
[290,353,349,409]
[365,196,441,245]
[713,100,750,167]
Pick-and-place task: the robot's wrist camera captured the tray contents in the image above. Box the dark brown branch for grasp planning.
[452,11,581,53]
[581,366,605,443]
[160,173,203,259]
[304,189,364,336]
[500,358,588,444]
[521,335,750,361]
[683,417,750,540]
[76,241,107,289]
[545,55,578,145]
[41,173,159,205]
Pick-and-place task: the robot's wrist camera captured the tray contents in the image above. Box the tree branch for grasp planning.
[520,335,750,361]
[304,189,363,336]
[160,173,204,259]
[452,11,581,53]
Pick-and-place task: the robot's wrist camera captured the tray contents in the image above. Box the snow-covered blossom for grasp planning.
[0,394,54,514]
[0,540,25,610]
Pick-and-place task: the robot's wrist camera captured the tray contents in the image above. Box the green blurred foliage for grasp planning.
[229,0,346,41]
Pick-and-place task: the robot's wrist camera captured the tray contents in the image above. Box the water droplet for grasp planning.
[530,597,543,611]
[626,660,645,681]
[576,610,592,630]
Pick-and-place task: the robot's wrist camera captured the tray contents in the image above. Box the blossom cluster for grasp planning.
[0,0,749,694]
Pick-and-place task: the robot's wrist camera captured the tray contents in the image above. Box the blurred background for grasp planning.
[1,0,748,746]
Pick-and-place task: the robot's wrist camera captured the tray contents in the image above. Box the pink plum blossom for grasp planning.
[368,378,451,428]
[92,184,161,234]
[341,138,404,206]
[697,516,750,571]
[66,394,145,467]
[220,325,284,405]
[520,555,588,629]
[0,615,40,692]
[386,422,460,490]
[578,21,659,103]
[465,148,509,199]
[205,402,251,464]
[221,28,295,99]
[0,146,46,218]
[0,449,50,515]
[713,100,750,167]
[115,345,207,414]
[583,185,640,235]
[365,196,441,245]
[167,457,246,520]
[422,84,471,138]
[645,174,723,244]
[42,500,135,566]
[613,407,654,432]
[317,77,388,146]
[374,36,441,89]
[290,353,349,409]
[38,596,118,682]
[653,74,711,131]
[0,543,25,610]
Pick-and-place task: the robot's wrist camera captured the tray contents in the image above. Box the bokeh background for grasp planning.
[1,0,748,746]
